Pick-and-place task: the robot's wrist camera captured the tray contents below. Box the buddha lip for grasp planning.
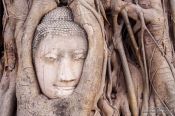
[55,87,75,90]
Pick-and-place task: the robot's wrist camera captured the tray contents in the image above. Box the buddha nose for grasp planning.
[57,58,75,82]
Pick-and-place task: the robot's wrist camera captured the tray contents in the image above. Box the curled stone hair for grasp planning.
[32,6,87,55]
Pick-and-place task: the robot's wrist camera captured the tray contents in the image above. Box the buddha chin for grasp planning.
[55,87,75,98]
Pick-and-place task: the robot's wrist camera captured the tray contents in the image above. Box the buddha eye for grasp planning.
[48,57,57,61]
[73,53,86,60]
[45,56,57,62]
[73,50,87,60]
[44,54,57,62]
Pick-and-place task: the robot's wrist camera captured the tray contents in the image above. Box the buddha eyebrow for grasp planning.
[42,51,57,57]
[42,51,52,56]
[43,49,65,58]
[73,49,87,53]
[42,48,59,55]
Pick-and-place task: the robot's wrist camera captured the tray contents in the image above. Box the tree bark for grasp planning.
[1,0,175,116]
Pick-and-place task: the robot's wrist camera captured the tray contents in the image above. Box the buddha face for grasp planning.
[34,34,87,99]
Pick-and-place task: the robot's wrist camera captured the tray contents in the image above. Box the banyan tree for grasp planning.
[0,0,175,116]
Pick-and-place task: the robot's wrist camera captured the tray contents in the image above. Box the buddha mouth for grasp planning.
[53,82,78,88]
[55,86,75,90]
[55,87,75,98]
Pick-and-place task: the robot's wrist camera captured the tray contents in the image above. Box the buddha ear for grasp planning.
[16,0,57,101]
[69,0,107,113]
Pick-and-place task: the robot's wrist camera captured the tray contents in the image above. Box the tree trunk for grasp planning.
[0,0,175,116]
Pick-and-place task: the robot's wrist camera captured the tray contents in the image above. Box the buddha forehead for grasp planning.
[37,33,87,55]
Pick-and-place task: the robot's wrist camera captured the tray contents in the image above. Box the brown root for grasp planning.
[69,0,105,114]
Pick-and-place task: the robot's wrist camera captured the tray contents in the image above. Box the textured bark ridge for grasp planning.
[1,0,175,116]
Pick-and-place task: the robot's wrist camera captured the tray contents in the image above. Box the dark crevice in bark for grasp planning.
[58,0,68,6]
[0,0,4,58]
[0,0,3,31]
[54,100,70,116]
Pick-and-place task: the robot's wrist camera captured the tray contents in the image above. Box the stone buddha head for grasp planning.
[33,7,87,99]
